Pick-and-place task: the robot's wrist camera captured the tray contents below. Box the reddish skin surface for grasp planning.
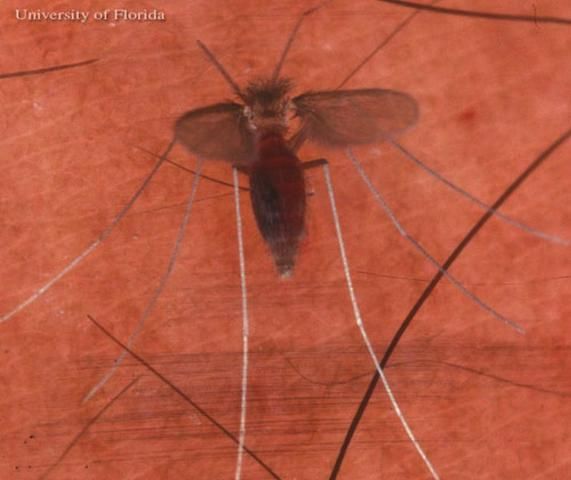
[1,1,570,479]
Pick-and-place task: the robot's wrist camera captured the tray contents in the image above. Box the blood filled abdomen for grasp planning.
[249,132,306,277]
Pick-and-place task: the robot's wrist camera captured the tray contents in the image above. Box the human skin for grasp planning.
[0,1,570,479]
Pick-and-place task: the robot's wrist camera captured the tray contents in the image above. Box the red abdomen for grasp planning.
[249,131,306,277]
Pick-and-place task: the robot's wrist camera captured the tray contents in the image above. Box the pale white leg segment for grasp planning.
[321,162,441,480]
[233,167,250,480]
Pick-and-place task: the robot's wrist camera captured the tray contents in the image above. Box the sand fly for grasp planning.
[174,25,417,277]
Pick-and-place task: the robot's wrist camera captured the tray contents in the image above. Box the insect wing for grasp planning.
[292,89,419,147]
[175,102,254,165]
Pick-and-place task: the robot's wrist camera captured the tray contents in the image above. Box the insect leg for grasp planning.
[233,166,251,480]
[346,148,525,333]
[0,139,176,325]
[303,158,441,479]
[388,138,570,245]
[82,157,205,403]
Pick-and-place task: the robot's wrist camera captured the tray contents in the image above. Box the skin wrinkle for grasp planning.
[285,355,571,398]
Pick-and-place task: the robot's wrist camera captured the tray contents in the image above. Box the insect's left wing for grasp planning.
[292,89,418,147]
[175,102,254,166]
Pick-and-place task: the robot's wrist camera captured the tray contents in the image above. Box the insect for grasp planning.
[1,2,570,479]
[174,33,417,277]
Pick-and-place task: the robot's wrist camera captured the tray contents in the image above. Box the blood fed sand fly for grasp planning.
[174,41,417,276]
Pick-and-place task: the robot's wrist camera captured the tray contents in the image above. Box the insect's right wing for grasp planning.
[292,89,419,148]
[175,102,254,166]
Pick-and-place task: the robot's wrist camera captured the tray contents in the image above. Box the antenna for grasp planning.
[271,2,327,81]
[196,40,247,101]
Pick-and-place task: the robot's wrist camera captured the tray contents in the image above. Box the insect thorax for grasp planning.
[242,78,293,132]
